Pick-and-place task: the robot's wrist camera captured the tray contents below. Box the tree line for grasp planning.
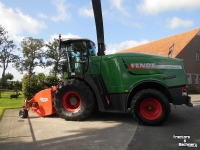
[0,25,65,89]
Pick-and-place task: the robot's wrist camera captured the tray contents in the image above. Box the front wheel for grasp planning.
[54,79,95,121]
[19,109,28,118]
[131,89,171,126]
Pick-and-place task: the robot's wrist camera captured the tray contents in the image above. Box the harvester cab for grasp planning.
[58,37,96,78]
[19,0,192,126]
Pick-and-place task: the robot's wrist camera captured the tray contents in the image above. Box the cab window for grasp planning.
[88,41,96,56]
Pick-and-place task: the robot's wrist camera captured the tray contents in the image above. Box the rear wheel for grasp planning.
[19,109,28,118]
[131,89,171,126]
[54,79,95,121]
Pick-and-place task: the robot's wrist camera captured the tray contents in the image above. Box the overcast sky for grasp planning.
[0,0,200,81]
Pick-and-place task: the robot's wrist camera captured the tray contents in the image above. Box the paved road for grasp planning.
[0,108,137,150]
[0,95,199,150]
[127,95,200,150]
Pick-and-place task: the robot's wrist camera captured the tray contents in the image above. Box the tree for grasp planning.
[13,80,22,90]
[0,25,20,88]
[45,39,66,77]
[45,75,59,87]
[16,37,45,75]
[5,72,14,81]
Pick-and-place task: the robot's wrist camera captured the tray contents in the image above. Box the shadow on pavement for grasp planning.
[127,100,200,150]
[0,110,138,150]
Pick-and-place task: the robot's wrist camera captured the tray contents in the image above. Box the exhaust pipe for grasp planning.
[58,34,61,50]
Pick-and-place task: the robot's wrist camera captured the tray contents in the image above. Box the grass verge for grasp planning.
[0,91,24,119]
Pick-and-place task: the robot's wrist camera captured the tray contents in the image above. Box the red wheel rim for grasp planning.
[140,98,162,120]
[62,91,82,112]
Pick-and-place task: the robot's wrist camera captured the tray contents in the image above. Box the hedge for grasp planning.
[22,73,59,99]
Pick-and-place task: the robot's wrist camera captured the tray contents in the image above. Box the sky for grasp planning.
[0,0,200,81]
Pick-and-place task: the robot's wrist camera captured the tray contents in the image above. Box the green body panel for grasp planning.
[88,52,187,94]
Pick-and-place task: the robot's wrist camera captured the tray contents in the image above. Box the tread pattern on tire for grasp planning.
[54,79,95,121]
[131,89,171,126]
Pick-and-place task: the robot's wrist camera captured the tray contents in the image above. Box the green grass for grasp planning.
[0,91,24,119]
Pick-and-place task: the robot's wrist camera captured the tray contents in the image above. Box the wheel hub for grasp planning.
[146,104,154,111]
[62,91,82,112]
[140,98,162,120]
[69,97,78,105]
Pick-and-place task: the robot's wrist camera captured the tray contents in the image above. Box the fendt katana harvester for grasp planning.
[19,0,193,126]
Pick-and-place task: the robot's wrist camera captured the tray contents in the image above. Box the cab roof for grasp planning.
[60,38,94,44]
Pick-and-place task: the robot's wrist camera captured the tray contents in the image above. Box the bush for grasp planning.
[22,74,60,99]
[0,79,22,90]
[188,85,200,94]
[22,73,46,99]
[45,75,59,87]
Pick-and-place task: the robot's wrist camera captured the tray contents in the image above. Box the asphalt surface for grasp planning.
[0,95,199,150]
[127,95,200,150]
[0,108,137,150]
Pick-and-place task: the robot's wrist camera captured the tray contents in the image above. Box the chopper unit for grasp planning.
[19,0,192,126]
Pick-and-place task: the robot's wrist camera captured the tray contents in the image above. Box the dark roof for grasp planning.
[61,38,93,44]
[118,28,200,57]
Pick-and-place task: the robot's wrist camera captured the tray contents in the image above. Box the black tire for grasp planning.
[19,109,28,118]
[54,79,95,121]
[131,89,171,126]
